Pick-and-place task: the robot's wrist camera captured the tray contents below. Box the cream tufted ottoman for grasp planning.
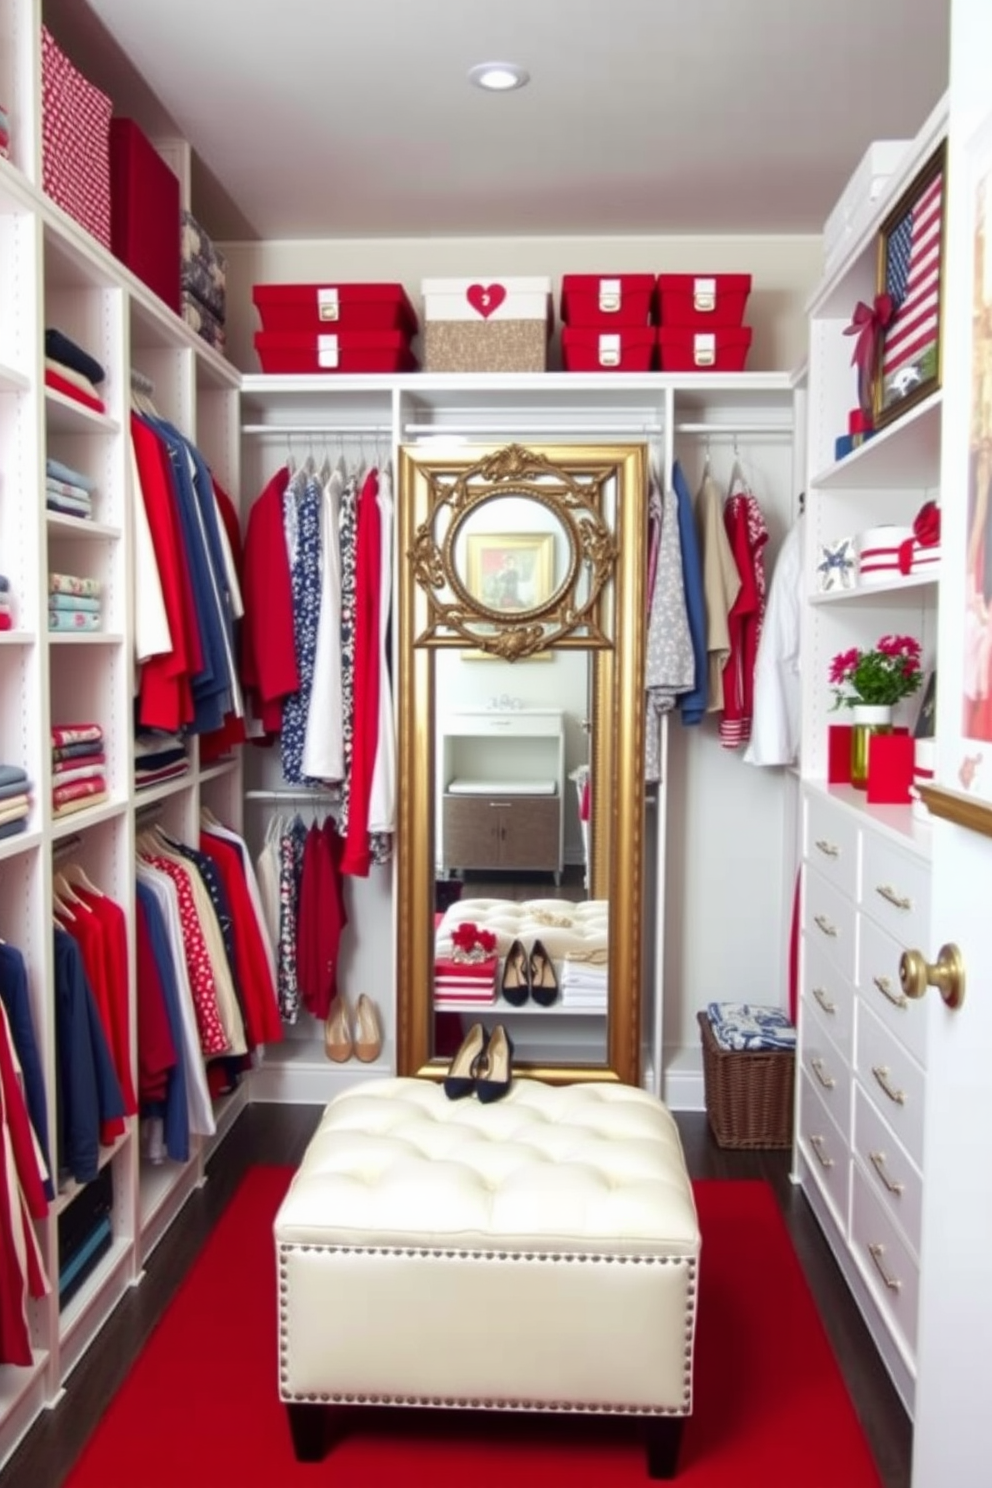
[275,1077,701,1478]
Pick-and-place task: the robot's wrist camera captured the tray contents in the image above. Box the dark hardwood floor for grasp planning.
[0,1105,912,1488]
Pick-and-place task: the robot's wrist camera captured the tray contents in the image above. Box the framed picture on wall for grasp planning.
[465,531,554,614]
[873,141,947,430]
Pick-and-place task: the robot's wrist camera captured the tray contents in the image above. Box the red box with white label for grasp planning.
[560,274,656,328]
[253,283,418,337]
[561,327,656,372]
[656,274,752,327]
[656,326,752,372]
[254,330,418,374]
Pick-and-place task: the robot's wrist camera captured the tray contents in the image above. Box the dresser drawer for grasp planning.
[853,1084,923,1257]
[860,831,930,945]
[858,912,928,1068]
[851,1161,920,1357]
[799,1012,852,1132]
[802,935,854,1064]
[804,792,859,899]
[446,711,563,739]
[855,1001,926,1169]
[803,865,857,982]
[798,1067,851,1227]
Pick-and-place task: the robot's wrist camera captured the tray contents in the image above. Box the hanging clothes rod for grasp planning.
[674,422,793,436]
[240,423,392,437]
[52,833,83,859]
[244,789,340,803]
[403,422,665,437]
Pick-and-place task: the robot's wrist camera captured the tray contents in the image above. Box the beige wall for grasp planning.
[220,233,823,374]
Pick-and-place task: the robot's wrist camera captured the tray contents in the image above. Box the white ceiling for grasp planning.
[69,0,949,241]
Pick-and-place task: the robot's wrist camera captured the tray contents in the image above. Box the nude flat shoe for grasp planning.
[353,994,383,1063]
[324,995,353,1062]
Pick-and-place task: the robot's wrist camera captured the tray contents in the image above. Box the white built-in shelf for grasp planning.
[809,573,940,605]
[46,513,122,541]
[435,997,606,1018]
[0,1351,49,1416]
[198,757,239,785]
[804,778,933,858]
[0,361,29,393]
[52,1131,130,1219]
[43,388,119,436]
[133,770,193,806]
[51,794,129,840]
[812,393,942,491]
[48,631,124,646]
[0,827,42,865]
[139,1158,196,1232]
[0,630,34,645]
[57,1235,132,1345]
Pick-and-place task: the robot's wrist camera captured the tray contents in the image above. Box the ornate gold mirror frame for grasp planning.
[396,442,647,1086]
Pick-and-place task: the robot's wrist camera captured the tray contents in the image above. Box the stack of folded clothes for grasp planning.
[560,947,609,1010]
[46,457,97,521]
[0,103,10,160]
[0,765,31,840]
[48,572,102,632]
[51,724,107,818]
[705,1002,796,1051]
[134,729,189,790]
[44,328,107,414]
[0,573,13,631]
[181,210,227,354]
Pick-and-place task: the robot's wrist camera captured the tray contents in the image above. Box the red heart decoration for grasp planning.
[466,283,506,319]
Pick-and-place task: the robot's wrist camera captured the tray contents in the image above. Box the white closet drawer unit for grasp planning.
[859,833,930,945]
[855,1002,926,1169]
[804,792,860,899]
[854,1085,924,1257]
[804,865,857,983]
[852,1162,920,1358]
[858,913,929,1068]
[800,1015,852,1132]
[802,935,854,1063]
[798,1067,851,1225]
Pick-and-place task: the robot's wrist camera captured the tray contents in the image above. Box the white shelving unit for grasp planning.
[795,97,948,1418]
[0,1,244,1465]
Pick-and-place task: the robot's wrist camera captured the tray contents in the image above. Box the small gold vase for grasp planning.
[850,705,893,790]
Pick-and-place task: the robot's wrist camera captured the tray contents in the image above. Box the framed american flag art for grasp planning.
[873,141,947,429]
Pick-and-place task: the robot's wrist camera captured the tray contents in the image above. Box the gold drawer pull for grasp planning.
[812,986,837,1015]
[814,914,838,938]
[809,1134,835,1169]
[872,974,909,1010]
[868,1242,902,1292]
[811,1057,836,1090]
[876,883,912,912]
[815,838,840,858]
[869,1151,905,1196]
[872,1065,906,1106]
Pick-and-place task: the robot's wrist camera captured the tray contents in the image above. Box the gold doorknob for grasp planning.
[898,943,966,1010]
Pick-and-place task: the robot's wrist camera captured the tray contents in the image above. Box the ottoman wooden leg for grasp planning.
[287,1402,328,1462]
[645,1416,685,1479]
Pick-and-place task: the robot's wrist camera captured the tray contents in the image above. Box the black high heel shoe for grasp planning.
[443,1022,489,1100]
[529,939,560,1007]
[476,1024,515,1104]
[500,939,530,1007]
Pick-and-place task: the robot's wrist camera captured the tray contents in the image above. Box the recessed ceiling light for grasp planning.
[468,62,530,92]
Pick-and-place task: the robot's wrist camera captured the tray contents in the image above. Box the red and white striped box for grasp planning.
[41,27,112,250]
[911,738,936,820]
[857,525,913,585]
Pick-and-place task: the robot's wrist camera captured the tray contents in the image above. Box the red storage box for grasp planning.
[253,283,418,337]
[656,326,752,372]
[561,327,655,372]
[656,274,752,327]
[109,119,181,314]
[254,330,418,375]
[41,26,112,249]
[560,274,656,327]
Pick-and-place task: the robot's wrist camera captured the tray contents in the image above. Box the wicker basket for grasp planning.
[697,1011,795,1150]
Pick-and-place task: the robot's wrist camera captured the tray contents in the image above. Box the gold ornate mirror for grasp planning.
[397,443,647,1085]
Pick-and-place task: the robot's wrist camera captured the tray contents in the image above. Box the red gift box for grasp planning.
[866,731,915,805]
[41,26,112,249]
[561,326,656,372]
[656,326,752,372]
[253,283,418,337]
[559,274,656,327]
[656,273,751,327]
[254,330,418,374]
[110,119,181,314]
[827,724,854,784]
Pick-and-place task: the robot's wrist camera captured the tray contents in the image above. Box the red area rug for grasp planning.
[66,1169,882,1488]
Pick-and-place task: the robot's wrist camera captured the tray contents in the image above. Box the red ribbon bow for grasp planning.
[844,295,893,419]
[897,501,942,575]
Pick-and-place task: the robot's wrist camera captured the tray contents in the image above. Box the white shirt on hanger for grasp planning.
[301,461,345,782]
[744,519,803,768]
[368,465,396,835]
